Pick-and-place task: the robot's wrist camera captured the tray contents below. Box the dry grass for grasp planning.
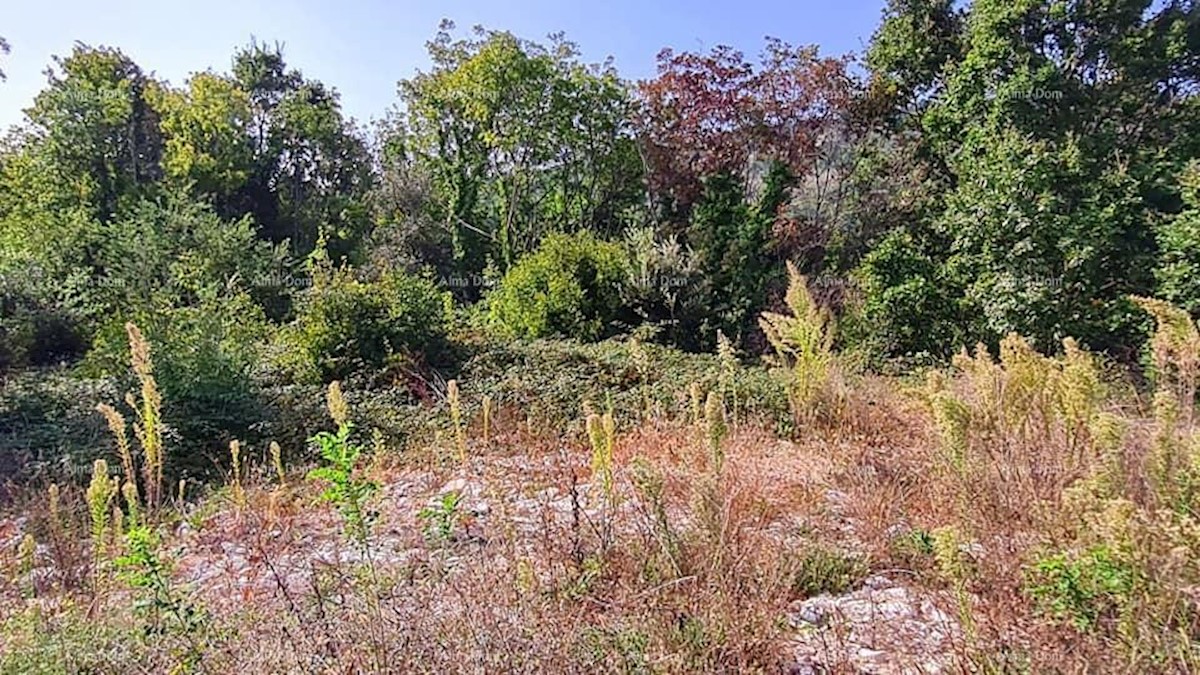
[2,318,1200,672]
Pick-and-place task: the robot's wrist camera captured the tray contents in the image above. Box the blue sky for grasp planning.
[1,0,886,130]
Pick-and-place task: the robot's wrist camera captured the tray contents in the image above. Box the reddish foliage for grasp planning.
[636,38,856,211]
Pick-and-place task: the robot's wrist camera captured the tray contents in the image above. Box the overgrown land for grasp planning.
[2,2,1200,672]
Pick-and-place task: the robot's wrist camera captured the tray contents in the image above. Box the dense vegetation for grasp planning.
[2,2,1200,672]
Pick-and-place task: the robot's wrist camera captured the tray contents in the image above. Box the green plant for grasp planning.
[278,265,448,384]
[1026,545,1136,631]
[124,323,165,509]
[269,441,285,485]
[1154,162,1200,317]
[447,379,466,462]
[630,457,681,576]
[716,331,739,426]
[684,167,786,353]
[417,491,463,546]
[457,338,792,435]
[114,524,210,670]
[586,408,618,549]
[486,230,631,342]
[1131,298,1198,513]
[0,370,120,479]
[790,544,869,597]
[933,526,977,638]
[307,422,378,547]
[889,527,936,564]
[85,459,117,564]
[577,625,651,674]
[17,533,36,598]
[228,439,245,508]
[704,391,727,472]
[760,262,839,424]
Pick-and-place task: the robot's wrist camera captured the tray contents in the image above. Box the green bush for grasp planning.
[0,369,119,480]
[684,167,786,352]
[277,266,449,384]
[0,283,87,371]
[85,292,270,478]
[850,229,960,361]
[486,231,631,342]
[0,259,90,372]
[1026,545,1136,631]
[790,544,870,598]
[1156,162,1200,318]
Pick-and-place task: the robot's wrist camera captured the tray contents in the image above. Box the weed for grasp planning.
[482,394,493,447]
[418,491,463,546]
[716,331,739,426]
[114,524,210,670]
[704,391,727,472]
[85,459,117,563]
[790,544,869,597]
[124,323,164,510]
[307,421,378,548]
[269,440,286,485]
[448,379,466,462]
[17,533,36,597]
[760,262,838,424]
[228,439,245,509]
[1026,545,1135,631]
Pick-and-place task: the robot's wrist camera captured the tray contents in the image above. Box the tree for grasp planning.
[855,0,1200,359]
[0,44,166,348]
[393,22,642,291]
[1,45,163,230]
[150,72,255,204]
[636,39,854,218]
[231,41,374,261]
[1156,162,1200,318]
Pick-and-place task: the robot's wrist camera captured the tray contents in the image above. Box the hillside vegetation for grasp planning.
[2,1,1200,672]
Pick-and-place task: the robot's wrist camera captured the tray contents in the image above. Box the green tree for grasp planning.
[231,41,374,261]
[685,163,792,350]
[856,0,1200,359]
[150,73,254,202]
[1156,162,1200,318]
[0,45,163,265]
[81,196,280,473]
[393,23,641,290]
[0,45,166,356]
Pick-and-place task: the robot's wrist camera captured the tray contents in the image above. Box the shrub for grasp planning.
[620,226,706,347]
[851,228,959,361]
[1155,162,1200,318]
[0,285,87,372]
[84,292,269,478]
[277,266,448,384]
[0,369,120,480]
[1027,545,1135,631]
[685,167,785,352]
[790,544,869,598]
[457,337,792,433]
[486,230,631,342]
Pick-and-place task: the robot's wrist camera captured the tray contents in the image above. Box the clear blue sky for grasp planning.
[1,0,886,130]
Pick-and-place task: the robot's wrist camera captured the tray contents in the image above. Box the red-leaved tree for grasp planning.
[636,38,856,215]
